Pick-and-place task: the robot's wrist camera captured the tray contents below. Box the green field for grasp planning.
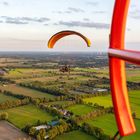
[86,114,140,140]
[4,104,54,128]
[83,90,140,118]
[55,130,97,140]
[83,95,112,107]
[67,104,94,116]
[126,69,140,82]
[0,93,17,103]
[46,100,74,106]
[0,84,55,99]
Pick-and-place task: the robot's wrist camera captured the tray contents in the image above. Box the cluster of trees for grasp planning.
[0,112,8,120]
[81,123,111,140]
[20,83,66,96]
[23,124,47,140]
[127,81,140,90]
[48,120,72,139]
[0,98,30,110]
[24,120,72,140]
[38,103,63,117]
[3,90,28,99]
[82,77,110,88]
[0,76,15,83]
[71,107,113,124]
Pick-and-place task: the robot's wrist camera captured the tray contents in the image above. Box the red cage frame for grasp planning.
[109,0,140,136]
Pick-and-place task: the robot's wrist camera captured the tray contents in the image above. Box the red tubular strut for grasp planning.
[109,0,140,136]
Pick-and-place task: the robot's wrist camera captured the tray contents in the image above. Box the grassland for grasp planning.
[55,130,97,140]
[4,104,54,128]
[0,84,55,99]
[0,93,17,103]
[74,67,140,82]
[67,104,94,116]
[86,114,140,140]
[126,69,140,82]
[83,90,140,118]
[83,95,112,107]
[46,100,74,106]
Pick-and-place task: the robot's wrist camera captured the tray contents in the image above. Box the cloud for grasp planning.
[6,20,28,25]
[3,1,8,6]
[57,20,110,29]
[0,1,9,6]
[86,1,98,6]
[68,7,85,13]
[0,16,50,25]
[20,17,50,23]
[53,7,85,14]
[83,18,90,21]
[53,10,72,14]
[92,11,106,14]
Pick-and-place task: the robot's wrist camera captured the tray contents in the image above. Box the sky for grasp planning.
[0,0,140,52]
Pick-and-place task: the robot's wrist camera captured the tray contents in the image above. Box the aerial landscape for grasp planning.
[0,52,139,140]
[0,0,140,140]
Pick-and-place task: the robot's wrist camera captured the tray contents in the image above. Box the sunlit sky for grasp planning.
[0,0,140,52]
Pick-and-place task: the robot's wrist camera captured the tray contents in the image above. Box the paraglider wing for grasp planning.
[48,30,91,48]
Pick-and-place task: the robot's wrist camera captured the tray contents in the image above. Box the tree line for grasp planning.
[70,107,113,124]
[0,98,30,110]
[81,123,111,140]
[24,119,72,140]
[20,83,66,96]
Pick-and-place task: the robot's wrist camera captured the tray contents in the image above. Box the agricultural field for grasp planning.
[83,90,140,118]
[46,100,75,106]
[3,104,54,129]
[0,93,17,103]
[4,68,57,79]
[74,67,140,82]
[55,130,97,140]
[0,84,55,99]
[83,95,112,107]
[86,114,140,140]
[126,69,140,82]
[0,53,139,140]
[66,104,94,116]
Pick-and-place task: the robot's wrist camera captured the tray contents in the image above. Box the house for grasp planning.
[59,109,72,117]
[34,125,51,131]
[93,88,108,92]
[97,88,108,92]
[44,135,49,139]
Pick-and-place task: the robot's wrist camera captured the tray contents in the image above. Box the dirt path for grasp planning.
[0,121,33,140]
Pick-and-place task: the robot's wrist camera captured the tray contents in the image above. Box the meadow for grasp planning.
[46,100,75,106]
[55,130,97,140]
[0,58,139,140]
[0,84,55,99]
[66,104,94,116]
[86,114,140,140]
[0,93,17,103]
[4,104,54,128]
[83,90,140,118]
